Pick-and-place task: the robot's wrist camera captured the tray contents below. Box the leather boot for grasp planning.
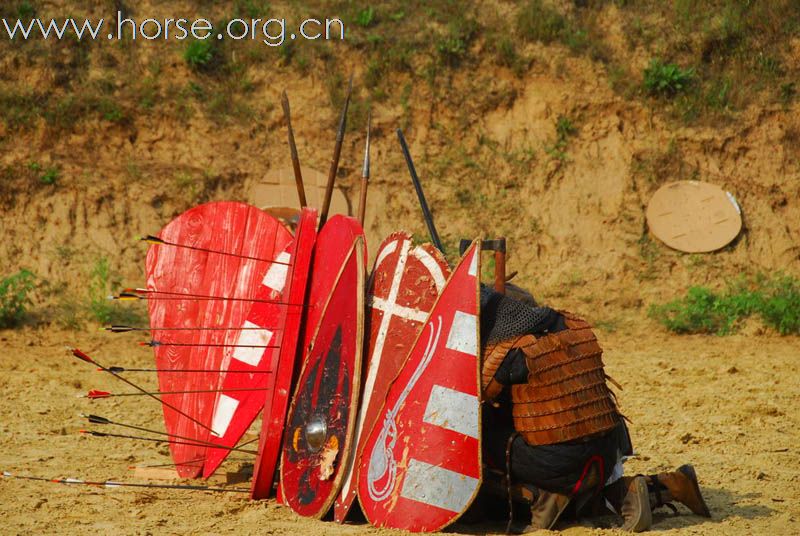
[529,490,572,531]
[605,476,652,532]
[647,464,711,518]
[620,476,652,532]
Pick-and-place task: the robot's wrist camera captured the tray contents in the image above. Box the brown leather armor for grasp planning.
[481,311,620,446]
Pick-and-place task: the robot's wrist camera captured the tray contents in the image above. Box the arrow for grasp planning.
[140,235,290,265]
[82,387,271,399]
[319,74,353,227]
[357,108,371,226]
[101,365,273,374]
[2,471,249,493]
[281,90,307,208]
[104,325,283,333]
[140,340,279,349]
[81,414,253,448]
[79,430,258,455]
[110,288,299,306]
[71,348,214,434]
[397,128,444,253]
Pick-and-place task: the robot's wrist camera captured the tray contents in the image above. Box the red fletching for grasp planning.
[72,348,94,364]
[87,390,111,399]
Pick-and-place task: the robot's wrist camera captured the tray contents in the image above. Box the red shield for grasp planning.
[357,241,482,532]
[145,202,292,478]
[334,231,450,522]
[280,217,366,518]
[250,208,318,498]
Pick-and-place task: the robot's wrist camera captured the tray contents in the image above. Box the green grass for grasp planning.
[649,274,800,335]
[184,39,218,71]
[643,59,694,97]
[0,269,36,328]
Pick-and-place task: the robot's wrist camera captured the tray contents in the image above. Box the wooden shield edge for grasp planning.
[250,207,318,499]
[279,235,366,519]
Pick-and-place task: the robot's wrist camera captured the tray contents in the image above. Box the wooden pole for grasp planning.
[281,90,307,208]
[320,75,353,227]
[357,109,371,226]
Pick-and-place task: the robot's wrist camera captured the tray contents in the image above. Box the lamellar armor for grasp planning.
[480,288,620,446]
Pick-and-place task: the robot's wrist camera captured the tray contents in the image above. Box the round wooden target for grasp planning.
[646,181,742,253]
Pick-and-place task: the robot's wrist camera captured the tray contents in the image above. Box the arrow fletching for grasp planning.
[85,390,111,399]
[140,235,166,245]
[86,414,111,425]
[72,348,95,364]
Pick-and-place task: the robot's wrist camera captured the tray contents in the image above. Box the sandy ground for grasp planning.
[1,323,798,535]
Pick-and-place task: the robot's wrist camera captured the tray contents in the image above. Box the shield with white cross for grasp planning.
[334,231,450,523]
[357,240,482,532]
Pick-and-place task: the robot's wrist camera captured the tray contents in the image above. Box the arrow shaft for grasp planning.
[142,236,288,265]
[74,349,214,434]
[83,430,257,455]
[106,367,273,374]
[2,472,248,493]
[115,290,299,306]
[146,341,279,349]
[106,325,284,333]
[89,387,271,398]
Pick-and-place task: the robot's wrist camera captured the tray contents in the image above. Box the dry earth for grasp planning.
[1,324,798,535]
[1,1,799,534]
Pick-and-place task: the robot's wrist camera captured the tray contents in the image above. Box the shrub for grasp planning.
[0,269,36,328]
[643,59,694,97]
[649,274,800,335]
[759,275,800,335]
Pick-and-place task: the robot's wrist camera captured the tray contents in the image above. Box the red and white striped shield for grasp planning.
[334,231,450,522]
[145,202,292,478]
[357,241,482,532]
[250,208,318,498]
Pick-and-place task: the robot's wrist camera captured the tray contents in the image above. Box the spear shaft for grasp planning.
[281,90,307,208]
[357,109,371,226]
[320,75,353,227]
[397,129,444,252]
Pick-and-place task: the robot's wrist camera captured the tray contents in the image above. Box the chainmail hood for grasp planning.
[480,285,556,346]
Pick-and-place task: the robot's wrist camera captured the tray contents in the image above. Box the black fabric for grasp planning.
[480,285,556,345]
[483,397,631,496]
[494,348,528,386]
